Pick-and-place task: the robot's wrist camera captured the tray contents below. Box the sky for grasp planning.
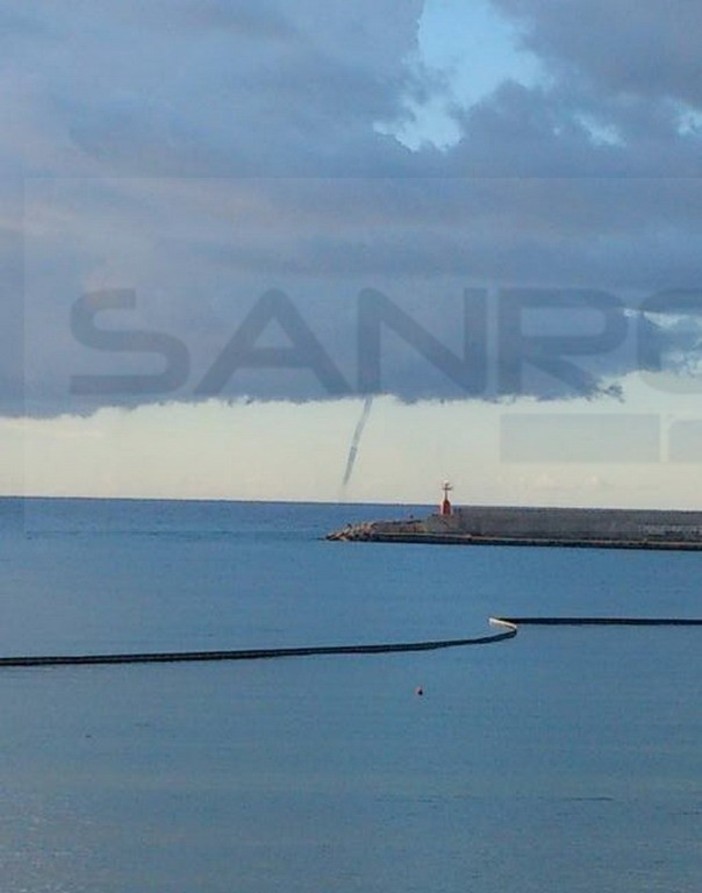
[4,0,702,506]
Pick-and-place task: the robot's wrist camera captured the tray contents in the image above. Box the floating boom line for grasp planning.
[0,627,516,668]
[1,617,701,669]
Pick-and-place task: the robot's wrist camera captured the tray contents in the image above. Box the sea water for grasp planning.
[0,498,699,892]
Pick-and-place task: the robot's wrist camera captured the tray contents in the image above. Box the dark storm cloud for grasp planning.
[25,177,701,412]
[9,0,427,179]
[179,1,299,40]
[5,0,702,414]
[461,0,702,178]
[494,0,702,106]
[0,226,24,415]
[186,178,702,291]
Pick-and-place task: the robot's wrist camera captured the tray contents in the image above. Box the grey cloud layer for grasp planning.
[494,0,702,105]
[5,0,702,414]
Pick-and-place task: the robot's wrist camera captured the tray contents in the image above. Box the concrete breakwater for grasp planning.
[327,506,702,550]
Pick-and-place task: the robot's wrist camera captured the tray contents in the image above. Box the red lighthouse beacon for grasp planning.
[440,480,453,516]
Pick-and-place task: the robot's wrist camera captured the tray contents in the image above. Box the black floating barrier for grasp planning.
[0,628,516,668]
[491,617,702,627]
[1,617,699,669]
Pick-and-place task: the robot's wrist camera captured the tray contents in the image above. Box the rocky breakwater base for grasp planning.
[327,506,702,550]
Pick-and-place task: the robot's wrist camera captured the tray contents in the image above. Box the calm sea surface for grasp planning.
[0,497,699,892]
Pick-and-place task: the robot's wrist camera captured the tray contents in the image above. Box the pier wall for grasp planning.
[328,506,702,548]
[427,506,702,542]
